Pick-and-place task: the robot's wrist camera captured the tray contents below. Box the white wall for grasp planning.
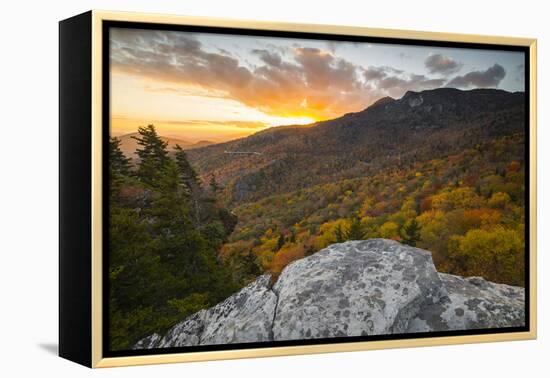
[1,0,547,376]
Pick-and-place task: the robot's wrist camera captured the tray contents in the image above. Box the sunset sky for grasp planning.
[110,27,525,142]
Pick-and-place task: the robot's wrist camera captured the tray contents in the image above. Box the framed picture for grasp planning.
[59,10,537,368]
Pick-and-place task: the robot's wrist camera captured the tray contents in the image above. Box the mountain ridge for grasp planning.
[185,88,525,204]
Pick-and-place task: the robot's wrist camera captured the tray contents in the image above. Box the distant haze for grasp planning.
[117,132,214,160]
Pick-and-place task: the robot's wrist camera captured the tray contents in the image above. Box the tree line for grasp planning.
[108,125,238,351]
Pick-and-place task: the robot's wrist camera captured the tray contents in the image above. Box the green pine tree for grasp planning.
[174,144,201,192]
[345,216,366,240]
[109,137,132,175]
[132,125,169,186]
[242,251,261,278]
[109,136,133,196]
[209,174,221,195]
[289,228,297,243]
[174,144,204,225]
[108,126,240,350]
[334,224,346,243]
[276,234,285,251]
[401,219,422,247]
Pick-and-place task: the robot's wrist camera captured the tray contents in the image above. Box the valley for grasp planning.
[110,87,526,350]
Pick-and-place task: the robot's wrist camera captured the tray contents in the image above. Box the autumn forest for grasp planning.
[107,26,527,350]
[108,87,526,350]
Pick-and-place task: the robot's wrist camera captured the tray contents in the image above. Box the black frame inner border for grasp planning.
[101,19,531,358]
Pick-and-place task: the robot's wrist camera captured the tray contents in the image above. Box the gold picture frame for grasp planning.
[59,10,537,368]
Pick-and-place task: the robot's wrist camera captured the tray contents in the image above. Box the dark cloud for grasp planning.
[294,47,359,91]
[364,67,445,98]
[364,66,386,81]
[446,64,506,89]
[363,66,403,81]
[216,47,234,56]
[424,54,462,75]
[111,29,253,92]
[251,49,283,67]
[380,75,445,91]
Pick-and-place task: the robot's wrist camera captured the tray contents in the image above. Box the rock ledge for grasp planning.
[134,239,525,349]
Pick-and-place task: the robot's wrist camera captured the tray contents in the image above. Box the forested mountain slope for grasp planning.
[183,89,526,290]
[111,88,526,349]
[187,88,524,205]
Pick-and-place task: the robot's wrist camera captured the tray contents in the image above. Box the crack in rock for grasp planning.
[133,239,525,349]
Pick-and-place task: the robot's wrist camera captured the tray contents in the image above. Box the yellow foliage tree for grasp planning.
[379,221,400,239]
[431,187,483,211]
[448,226,524,285]
[314,219,350,250]
[270,244,306,275]
[488,192,511,209]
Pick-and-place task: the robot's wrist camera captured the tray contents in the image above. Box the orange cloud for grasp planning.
[110,29,508,121]
[110,29,377,120]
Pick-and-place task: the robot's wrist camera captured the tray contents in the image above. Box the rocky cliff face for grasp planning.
[134,239,525,349]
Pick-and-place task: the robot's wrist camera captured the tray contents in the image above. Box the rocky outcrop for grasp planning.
[133,333,161,349]
[153,275,277,348]
[407,273,525,332]
[271,240,447,339]
[134,239,525,349]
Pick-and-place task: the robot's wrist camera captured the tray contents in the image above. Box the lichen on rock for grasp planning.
[133,239,525,349]
[272,239,447,339]
[407,273,525,332]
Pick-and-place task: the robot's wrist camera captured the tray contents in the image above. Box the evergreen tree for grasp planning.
[174,144,201,192]
[209,174,221,195]
[276,234,285,251]
[109,137,132,175]
[289,228,297,243]
[174,144,202,225]
[242,251,261,278]
[108,126,239,350]
[401,219,422,247]
[217,208,238,235]
[132,125,169,185]
[109,137,133,197]
[345,216,366,240]
[334,224,346,243]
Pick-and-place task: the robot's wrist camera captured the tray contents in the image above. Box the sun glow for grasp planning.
[267,114,319,127]
[111,72,324,141]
